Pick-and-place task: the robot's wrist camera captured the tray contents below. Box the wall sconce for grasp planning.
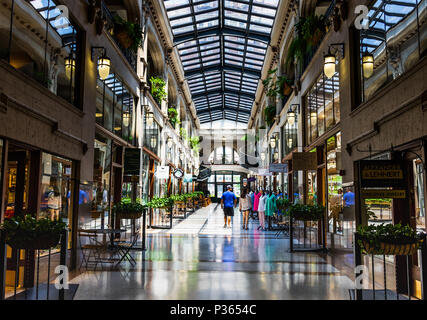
[123,112,130,127]
[180,151,185,161]
[287,112,295,126]
[261,152,266,161]
[167,137,173,148]
[310,112,317,125]
[150,136,157,149]
[91,47,111,80]
[324,43,344,79]
[270,136,277,149]
[146,111,154,126]
[273,151,279,161]
[362,51,374,79]
[65,55,75,79]
[288,138,293,147]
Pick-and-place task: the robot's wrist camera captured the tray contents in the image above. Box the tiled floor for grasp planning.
[71,204,354,300]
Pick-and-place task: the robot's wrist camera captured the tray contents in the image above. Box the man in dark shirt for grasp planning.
[221,185,237,228]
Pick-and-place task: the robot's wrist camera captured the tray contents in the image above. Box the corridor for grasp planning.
[71,205,354,300]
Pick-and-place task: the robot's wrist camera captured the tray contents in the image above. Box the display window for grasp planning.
[0,0,82,107]
[327,133,343,234]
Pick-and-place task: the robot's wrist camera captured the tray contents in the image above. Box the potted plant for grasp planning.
[288,203,325,221]
[357,224,424,255]
[286,14,328,67]
[112,15,142,52]
[168,107,179,128]
[149,77,167,105]
[264,105,276,127]
[180,127,188,140]
[277,198,291,212]
[1,215,66,250]
[113,201,145,220]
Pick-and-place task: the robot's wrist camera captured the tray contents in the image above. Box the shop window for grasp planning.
[305,71,340,145]
[39,153,74,247]
[91,135,112,227]
[327,133,343,234]
[97,73,135,141]
[413,158,426,232]
[354,0,426,107]
[0,0,82,107]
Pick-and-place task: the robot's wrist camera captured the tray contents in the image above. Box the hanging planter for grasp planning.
[288,204,325,221]
[264,105,276,127]
[357,224,424,256]
[1,215,66,250]
[112,15,142,52]
[113,201,145,220]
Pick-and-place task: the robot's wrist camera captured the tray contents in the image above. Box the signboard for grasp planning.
[184,174,193,183]
[361,189,406,199]
[197,166,212,181]
[292,152,317,171]
[248,177,256,182]
[360,160,405,188]
[174,168,184,179]
[258,168,273,176]
[269,163,287,173]
[124,148,141,176]
[155,166,170,179]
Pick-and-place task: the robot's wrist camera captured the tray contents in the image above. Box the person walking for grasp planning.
[257,190,267,231]
[221,185,237,228]
[239,188,252,230]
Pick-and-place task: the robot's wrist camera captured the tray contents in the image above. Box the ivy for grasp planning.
[150,77,167,105]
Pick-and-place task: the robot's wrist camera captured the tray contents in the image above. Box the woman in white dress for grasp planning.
[257,190,267,231]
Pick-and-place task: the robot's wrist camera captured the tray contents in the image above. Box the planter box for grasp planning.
[7,234,61,250]
[361,239,423,255]
[117,211,142,220]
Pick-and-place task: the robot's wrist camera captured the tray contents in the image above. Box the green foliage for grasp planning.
[276,198,291,211]
[180,127,188,140]
[150,77,167,105]
[168,107,180,128]
[113,15,142,52]
[1,215,66,247]
[357,224,423,252]
[286,14,328,67]
[113,201,146,214]
[288,203,325,221]
[189,136,200,153]
[262,69,293,99]
[146,197,175,209]
[264,105,276,127]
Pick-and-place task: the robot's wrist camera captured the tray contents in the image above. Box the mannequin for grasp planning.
[265,189,277,230]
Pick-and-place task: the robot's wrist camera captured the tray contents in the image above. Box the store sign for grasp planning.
[360,160,405,188]
[362,189,406,199]
[124,148,141,176]
[292,152,317,171]
[174,168,184,179]
[258,168,273,176]
[269,163,287,173]
[184,174,193,183]
[156,166,170,179]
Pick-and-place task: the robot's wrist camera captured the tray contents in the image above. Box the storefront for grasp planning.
[207,171,243,202]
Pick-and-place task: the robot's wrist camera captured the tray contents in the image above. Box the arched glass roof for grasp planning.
[164,0,280,124]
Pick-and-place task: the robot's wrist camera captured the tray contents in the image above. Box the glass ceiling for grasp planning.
[164,0,280,124]
[361,0,423,54]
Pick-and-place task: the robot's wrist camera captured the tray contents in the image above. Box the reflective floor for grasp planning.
[72,204,354,300]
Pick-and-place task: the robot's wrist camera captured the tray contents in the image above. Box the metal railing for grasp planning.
[0,229,68,300]
[101,1,137,71]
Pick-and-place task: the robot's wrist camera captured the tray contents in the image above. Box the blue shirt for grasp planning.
[222,191,236,208]
[343,191,355,207]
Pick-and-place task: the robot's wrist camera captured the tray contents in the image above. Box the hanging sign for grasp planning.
[184,174,193,183]
[361,189,406,199]
[360,160,405,188]
[269,163,288,173]
[292,152,317,171]
[174,168,184,179]
[258,168,273,176]
[155,166,170,179]
[124,148,141,176]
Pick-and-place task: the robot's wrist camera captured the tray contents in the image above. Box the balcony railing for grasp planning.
[101,2,137,71]
[301,1,336,74]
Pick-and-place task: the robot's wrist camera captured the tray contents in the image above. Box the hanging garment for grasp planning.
[250,192,255,209]
[265,194,277,217]
[253,192,262,212]
[257,194,267,212]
